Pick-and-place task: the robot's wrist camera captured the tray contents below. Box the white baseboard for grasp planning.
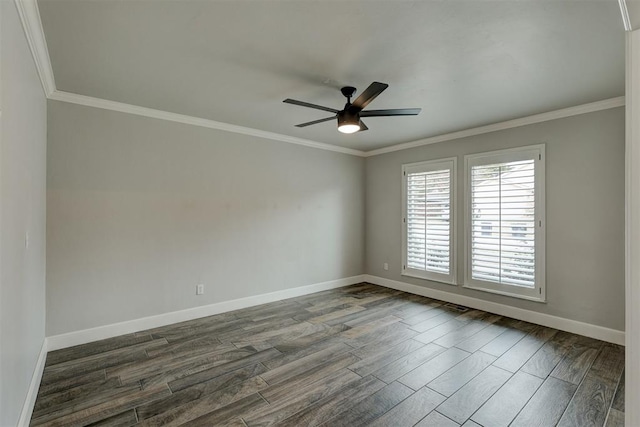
[46,275,366,351]
[18,272,623,426]
[17,339,48,427]
[364,275,625,345]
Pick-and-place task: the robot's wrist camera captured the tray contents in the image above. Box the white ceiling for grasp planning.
[38,0,625,152]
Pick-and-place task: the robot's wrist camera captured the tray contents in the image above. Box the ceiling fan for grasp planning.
[283,82,421,134]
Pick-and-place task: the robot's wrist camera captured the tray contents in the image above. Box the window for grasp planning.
[464,145,545,301]
[402,158,456,284]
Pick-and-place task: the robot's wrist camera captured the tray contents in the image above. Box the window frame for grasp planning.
[402,157,457,285]
[463,144,546,302]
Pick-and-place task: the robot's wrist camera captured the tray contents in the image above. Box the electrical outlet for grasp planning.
[196,284,205,295]
[383,262,389,271]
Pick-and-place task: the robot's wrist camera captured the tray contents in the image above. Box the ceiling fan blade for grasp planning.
[360,108,421,117]
[358,120,369,131]
[350,82,389,111]
[295,116,336,127]
[284,99,339,114]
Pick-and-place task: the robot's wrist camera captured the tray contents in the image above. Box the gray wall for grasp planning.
[45,81,624,336]
[0,2,48,425]
[366,108,625,331]
[46,101,365,336]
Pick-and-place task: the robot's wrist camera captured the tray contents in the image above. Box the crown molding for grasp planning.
[50,90,625,159]
[49,91,367,157]
[364,96,626,157]
[15,0,626,158]
[12,0,366,158]
[619,0,633,31]
[14,0,56,96]
[12,0,366,157]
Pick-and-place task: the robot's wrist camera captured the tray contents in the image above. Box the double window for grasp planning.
[402,144,545,302]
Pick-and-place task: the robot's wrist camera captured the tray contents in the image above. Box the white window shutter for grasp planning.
[470,159,536,287]
[464,144,545,302]
[402,158,456,285]
[407,169,451,274]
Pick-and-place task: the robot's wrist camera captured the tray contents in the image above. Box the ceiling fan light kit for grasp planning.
[283,82,421,134]
[337,110,361,134]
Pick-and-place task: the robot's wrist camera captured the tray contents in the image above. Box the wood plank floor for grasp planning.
[31,283,625,427]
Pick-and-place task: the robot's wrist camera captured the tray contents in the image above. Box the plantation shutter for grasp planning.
[470,159,536,288]
[403,158,455,284]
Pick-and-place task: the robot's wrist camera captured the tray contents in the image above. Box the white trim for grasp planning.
[9,0,366,158]
[401,157,458,285]
[364,275,625,345]
[47,90,626,159]
[460,284,544,303]
[364,97,626,157]
[46,275,365,351]
[463,144,546,302]
[401,271,457,287]
[17,339,47,427]
[625,29,640,427]
[11,0,626,159]
[13,0,55,96]
[619,0,633,31]
[49,91,367,157]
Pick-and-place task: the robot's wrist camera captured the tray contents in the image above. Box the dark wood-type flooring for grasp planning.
[31,283,625,427]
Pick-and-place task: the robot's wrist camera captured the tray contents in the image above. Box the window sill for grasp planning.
[401,270,457,287]
[462,282,546,303]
